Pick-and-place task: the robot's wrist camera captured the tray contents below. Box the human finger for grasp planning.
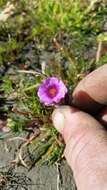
[52,106,107,190]
[73,64,107,113]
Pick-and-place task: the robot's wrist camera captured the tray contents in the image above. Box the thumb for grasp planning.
[52,106,107,190]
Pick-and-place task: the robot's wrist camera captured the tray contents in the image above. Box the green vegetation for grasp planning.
[0,0,107,167]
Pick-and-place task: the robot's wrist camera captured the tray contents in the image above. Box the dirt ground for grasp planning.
[0,140,76,190]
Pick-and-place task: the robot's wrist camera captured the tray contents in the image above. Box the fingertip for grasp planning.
[72,64,107,112]
[52,108,65,133]
[52,106,77,134]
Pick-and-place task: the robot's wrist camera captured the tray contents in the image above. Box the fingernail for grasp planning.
[52,109,65,132]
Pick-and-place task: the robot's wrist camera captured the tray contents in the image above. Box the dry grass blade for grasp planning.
[0,2,15,22]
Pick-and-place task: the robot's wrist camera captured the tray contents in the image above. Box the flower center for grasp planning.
[48,86,58,97]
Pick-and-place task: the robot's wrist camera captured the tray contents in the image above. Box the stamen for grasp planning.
[48,87,57,97]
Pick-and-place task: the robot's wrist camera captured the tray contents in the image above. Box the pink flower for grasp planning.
[37,77,68,106]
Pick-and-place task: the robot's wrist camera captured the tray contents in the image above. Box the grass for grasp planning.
[0,0,107,168]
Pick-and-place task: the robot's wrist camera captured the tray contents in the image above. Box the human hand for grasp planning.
[52,64,107,190]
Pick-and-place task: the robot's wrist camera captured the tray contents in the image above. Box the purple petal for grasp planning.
[37,77,68,106]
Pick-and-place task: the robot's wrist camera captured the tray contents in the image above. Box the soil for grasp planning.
[0,140,76,190]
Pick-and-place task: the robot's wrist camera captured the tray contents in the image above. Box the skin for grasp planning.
[52,64,107,190]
